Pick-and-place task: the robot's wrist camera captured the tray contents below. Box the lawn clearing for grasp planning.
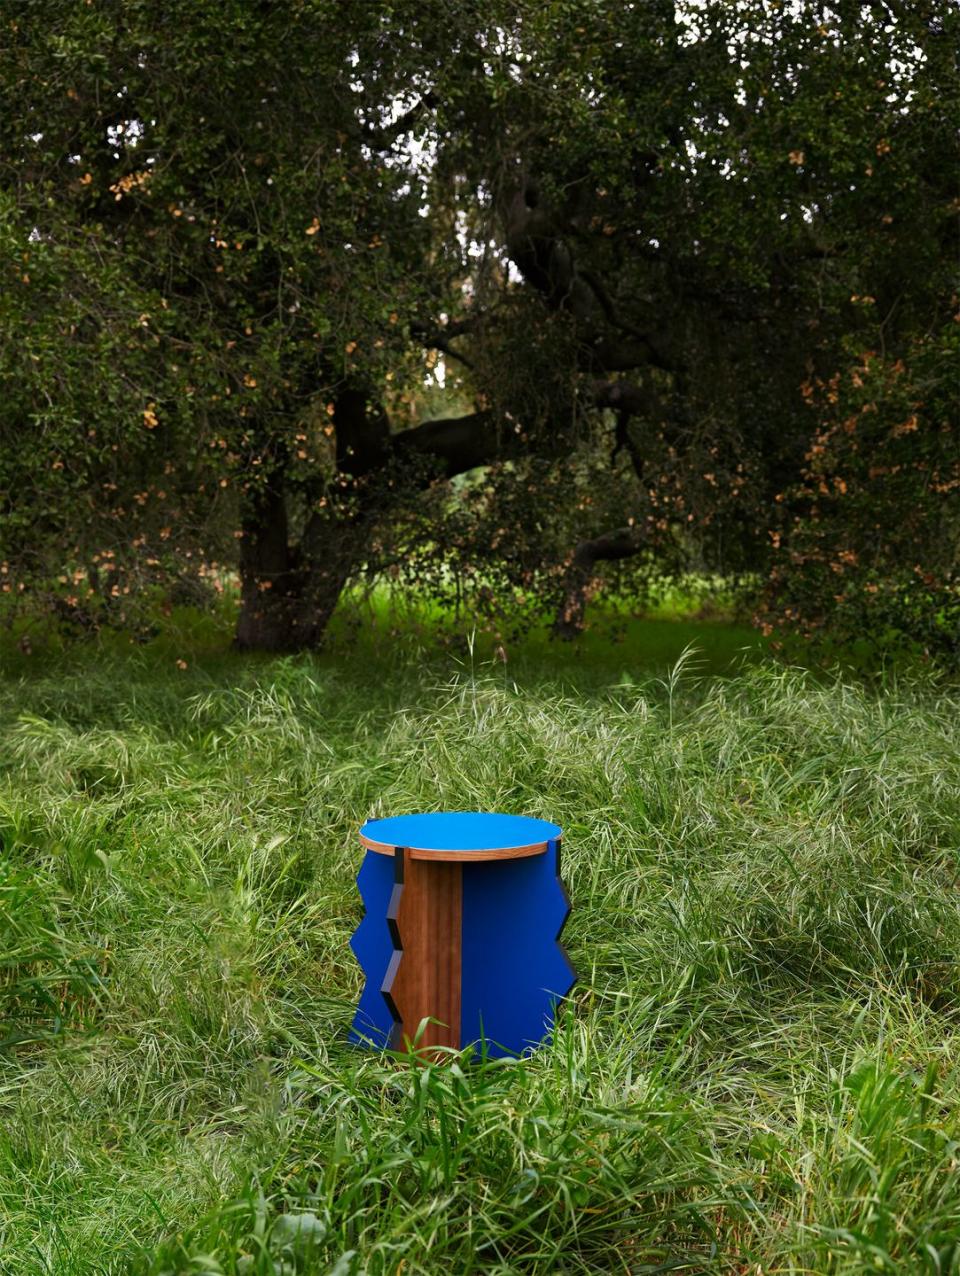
[0,613,958,1273]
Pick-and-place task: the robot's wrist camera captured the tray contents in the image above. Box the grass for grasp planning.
[0,600,958,1274]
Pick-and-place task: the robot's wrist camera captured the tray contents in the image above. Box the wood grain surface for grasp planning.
[360,833,548,862]
[383,849,462,1053]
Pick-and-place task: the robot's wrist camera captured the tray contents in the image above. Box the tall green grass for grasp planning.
[0,623,958,1273]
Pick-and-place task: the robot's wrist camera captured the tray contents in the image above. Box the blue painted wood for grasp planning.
[360,811,561,853]
[350,814,575,1056]
[460,838,575,1057]
[348,847,397,1047]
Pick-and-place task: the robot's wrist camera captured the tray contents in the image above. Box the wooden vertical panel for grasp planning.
[383,848,462,1053]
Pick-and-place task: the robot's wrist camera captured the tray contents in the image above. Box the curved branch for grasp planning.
[363,93,439,150]
[392,409,501,479]
[553,525,646,638]
[411,317,478,370]
[502,178,673,373]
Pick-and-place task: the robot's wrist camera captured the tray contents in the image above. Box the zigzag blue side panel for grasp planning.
[460,839,574,1057]
[348,848,396,1048]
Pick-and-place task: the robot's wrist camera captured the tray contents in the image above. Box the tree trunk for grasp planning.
[552,527,643,639]
[235,482,361,652]
[232,400,509,651]
[234,483,303,651]
[283,575,349,648]
[552,558,596,640]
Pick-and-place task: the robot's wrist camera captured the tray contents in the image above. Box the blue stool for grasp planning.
[349,811,575,1057]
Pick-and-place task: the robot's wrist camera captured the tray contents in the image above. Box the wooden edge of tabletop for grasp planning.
[359,832,555,862]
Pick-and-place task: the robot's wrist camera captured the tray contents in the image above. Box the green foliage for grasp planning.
[0,0,452,626]
[1,630,960,1271]
[764,319,960,663]
[396,0,960,638]
[2,1,958,652]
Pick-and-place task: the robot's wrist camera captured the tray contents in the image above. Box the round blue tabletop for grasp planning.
[359,811,562,861]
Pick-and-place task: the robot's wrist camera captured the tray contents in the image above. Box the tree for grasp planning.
[1,0,507,647]
[447,0,959,634]
[1,1,957,651]
[762,320,960,661]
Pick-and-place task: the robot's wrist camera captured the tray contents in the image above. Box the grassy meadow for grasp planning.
[1,600,959,1274]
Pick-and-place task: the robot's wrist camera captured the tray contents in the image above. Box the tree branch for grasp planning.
[392,409,502,479]
[502,177,674,373]
[411,317,478,370]
[553,525,646,638]
[571,526,645,569]
[591,378,657,416]
[363,93,438,150]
